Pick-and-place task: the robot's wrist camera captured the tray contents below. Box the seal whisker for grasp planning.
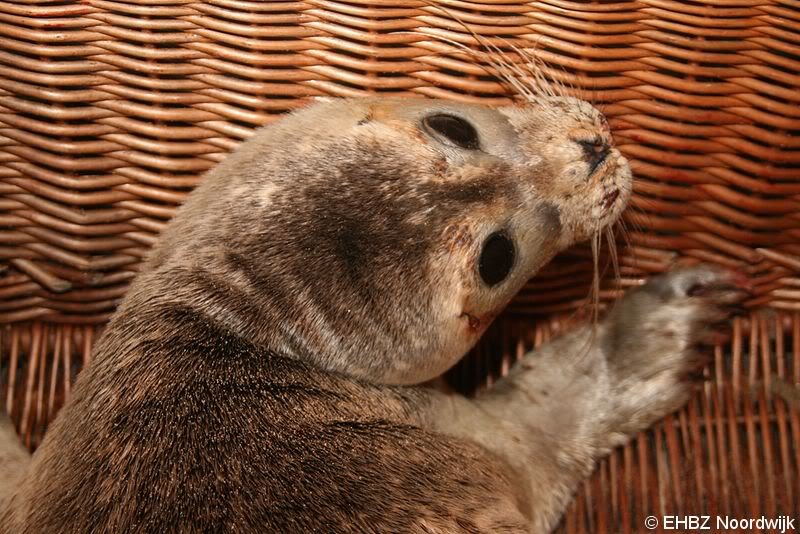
[606,225,621,287]
[412,0,560,104]
[507,41,572,101]
[624,199,647,235]
[590,228,602,326]
[616,218,634,253]
[433,34,542,103]
[574,227,604,361]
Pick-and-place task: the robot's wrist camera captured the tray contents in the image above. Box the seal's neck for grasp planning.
[102,250,466,387]
[96,264,378,385]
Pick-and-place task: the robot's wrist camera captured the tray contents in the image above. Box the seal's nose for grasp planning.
[573,134,611,177]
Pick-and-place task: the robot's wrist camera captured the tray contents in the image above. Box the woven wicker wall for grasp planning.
[1,0,798,531]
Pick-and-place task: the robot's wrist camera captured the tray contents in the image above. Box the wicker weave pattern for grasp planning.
[3,314,799,531]
[0,0,798,321]
[0,0,798,530]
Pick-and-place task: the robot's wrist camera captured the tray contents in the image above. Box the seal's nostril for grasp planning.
[578,138,610,176]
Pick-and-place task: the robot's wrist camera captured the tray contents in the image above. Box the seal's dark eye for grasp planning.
[479,231,515,286]
[422,113,480,150]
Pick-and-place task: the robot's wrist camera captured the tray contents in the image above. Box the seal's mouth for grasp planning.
[602,189,620,211]
[593,146,631,219]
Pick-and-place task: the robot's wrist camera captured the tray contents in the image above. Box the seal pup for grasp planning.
[0,97,747,532]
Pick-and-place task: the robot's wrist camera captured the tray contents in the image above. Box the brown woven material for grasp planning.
[0,0,798,530]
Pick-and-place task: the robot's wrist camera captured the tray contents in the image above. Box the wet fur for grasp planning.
[0,97,744,533]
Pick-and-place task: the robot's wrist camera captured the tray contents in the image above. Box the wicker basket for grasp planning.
[1,0,798,531]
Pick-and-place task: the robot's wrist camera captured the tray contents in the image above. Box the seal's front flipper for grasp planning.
[420,264,748,532]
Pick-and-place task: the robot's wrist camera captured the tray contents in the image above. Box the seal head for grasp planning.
[144,97,632,385]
